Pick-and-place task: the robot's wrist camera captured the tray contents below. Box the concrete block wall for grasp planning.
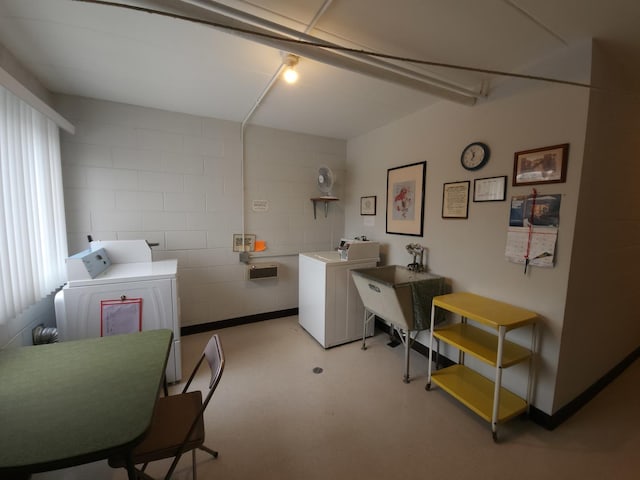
[54,95,346,327]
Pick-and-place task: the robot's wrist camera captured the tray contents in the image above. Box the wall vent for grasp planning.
[247,263,278,280]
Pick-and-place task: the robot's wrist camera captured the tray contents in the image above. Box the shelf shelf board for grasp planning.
[433,292,537,331]
[310,197,339,219]
[433,323,531,367]
[431,364,528,424]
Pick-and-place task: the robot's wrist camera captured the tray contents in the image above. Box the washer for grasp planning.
[298,240,379,348]
[55,240,181,383]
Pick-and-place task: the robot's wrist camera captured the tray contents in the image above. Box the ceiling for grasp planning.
[0,0,639,139]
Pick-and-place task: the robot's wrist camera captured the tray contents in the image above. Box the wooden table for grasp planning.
[0,329,173,479]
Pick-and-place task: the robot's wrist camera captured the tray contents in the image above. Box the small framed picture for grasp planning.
[473,176,507,202]
[513,143,569,186]
[360,196,377,215]
[232,234,256,252]
[442,181,470,219]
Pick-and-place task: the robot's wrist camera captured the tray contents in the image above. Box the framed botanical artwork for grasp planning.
[360,196,377,215]
[513,143,569,186]
[386,161,426,236]
[442,181,470,219]
[232,234,256,252]
[473,175,507,202]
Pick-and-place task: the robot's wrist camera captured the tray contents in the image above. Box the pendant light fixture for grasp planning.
[282,53,299,84]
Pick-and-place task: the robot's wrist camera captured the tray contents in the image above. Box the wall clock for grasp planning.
[461,142,490,171]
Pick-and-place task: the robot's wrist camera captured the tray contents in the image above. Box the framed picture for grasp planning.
[386,161,426,236]
[513,143,569,186]
[232,234,256,252]
[442,181,470,219]
[473,175,507,202]
[360,196,377,215]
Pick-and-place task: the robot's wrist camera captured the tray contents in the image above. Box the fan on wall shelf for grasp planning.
[316,166,338,199]
[311,166,338,218]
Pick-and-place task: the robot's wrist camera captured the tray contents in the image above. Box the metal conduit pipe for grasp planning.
[238,0,334,259]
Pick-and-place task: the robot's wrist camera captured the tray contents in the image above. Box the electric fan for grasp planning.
[317,166,337,199]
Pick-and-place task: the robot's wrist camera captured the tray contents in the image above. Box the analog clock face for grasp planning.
[461,142,490,170]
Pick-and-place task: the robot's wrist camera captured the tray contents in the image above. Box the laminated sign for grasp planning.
[100,298,142,336]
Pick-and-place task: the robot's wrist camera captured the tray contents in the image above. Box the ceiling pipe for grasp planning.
[141,0,479,104]
[179,0,481,100]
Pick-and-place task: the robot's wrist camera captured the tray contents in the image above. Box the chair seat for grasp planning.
[109,391,204,468]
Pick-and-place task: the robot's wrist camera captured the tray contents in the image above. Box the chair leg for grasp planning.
[198,445,218,458]
[164,453,184,480]
[192,449,197,480]
[136,469,156,480]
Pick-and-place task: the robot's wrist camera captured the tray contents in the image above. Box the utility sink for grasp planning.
[351,265,446,383]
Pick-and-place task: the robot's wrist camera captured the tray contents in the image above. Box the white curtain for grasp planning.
[0,85,68,325]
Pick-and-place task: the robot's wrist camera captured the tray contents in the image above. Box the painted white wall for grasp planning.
[555,41,640,410]
[53,95,346,328]
[344,45,592,414]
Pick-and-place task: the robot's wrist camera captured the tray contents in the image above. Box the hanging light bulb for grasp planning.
[282,53,299,84]
[283,66,298,84]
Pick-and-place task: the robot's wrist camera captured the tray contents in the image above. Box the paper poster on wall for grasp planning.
[509,193,561,227]
[100,298,142,336]
[505,193,561,269]
[252,200,269,212]
[505,227,557,267]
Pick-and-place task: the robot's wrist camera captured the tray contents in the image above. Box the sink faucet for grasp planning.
[406,243,425,272]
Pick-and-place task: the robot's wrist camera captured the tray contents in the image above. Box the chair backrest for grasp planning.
[182,334,225,409]
[163,334,225,478]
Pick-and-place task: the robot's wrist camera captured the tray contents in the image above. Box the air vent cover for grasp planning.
[247,263,278,280]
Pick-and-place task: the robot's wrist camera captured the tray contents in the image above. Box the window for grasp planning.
[0,85,67,325]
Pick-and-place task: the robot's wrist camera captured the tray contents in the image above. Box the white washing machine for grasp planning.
[298,240,380,348]
[54,240,182,382]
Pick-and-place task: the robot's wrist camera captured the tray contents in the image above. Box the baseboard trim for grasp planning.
[530,345,640,430]
[375,318,639,430]
[181,308,298,336]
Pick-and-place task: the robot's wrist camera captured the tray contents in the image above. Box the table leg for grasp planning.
[125,455,137,480]
[403,330,410,383]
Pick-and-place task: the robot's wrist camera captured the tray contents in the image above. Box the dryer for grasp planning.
[55,240,181,382]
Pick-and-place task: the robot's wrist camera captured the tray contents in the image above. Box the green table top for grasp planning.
[0,329,172,475]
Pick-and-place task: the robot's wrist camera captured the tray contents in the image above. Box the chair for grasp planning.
[109,334,225,480]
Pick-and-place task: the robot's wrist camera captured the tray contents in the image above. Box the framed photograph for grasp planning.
[442,181,470,219]
[473,175,507,202]
[386,161,426,236]
[232,234,256,252]
[360,196,377,215]
[513,143,569,186]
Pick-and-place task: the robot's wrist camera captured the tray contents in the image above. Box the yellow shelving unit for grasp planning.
[426,292,537,441]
